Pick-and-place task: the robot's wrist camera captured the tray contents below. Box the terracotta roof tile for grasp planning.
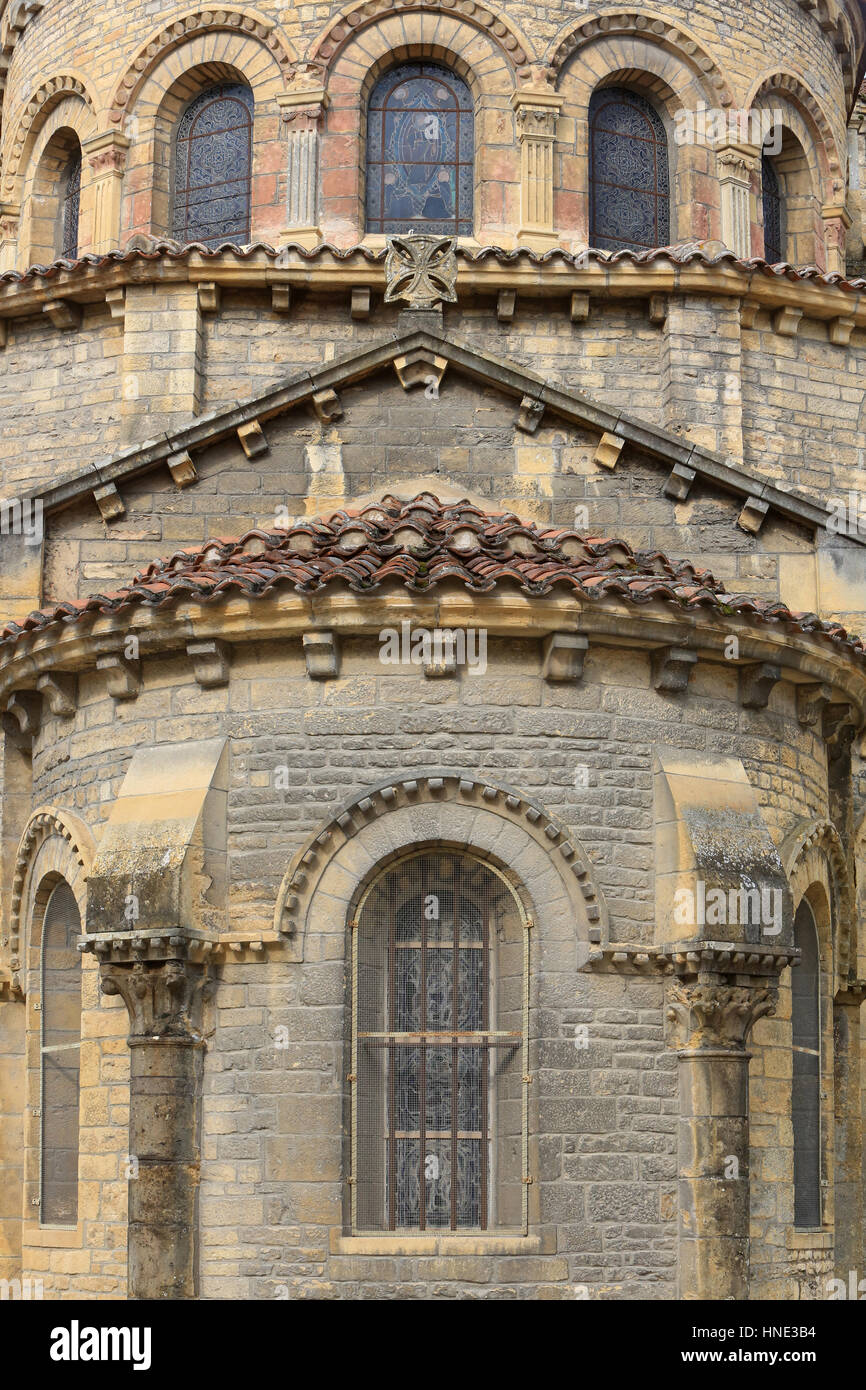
[1,494,863,664]
[1,238,864,293]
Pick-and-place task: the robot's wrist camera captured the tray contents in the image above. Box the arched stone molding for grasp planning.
[8,806,95,996]
[273,771,607,963]
[782,817,852,989]
[118,27,289,246]
[312,12,524,247]
[107,7,296,126]
[554,36,721,249]
[749,74,842,271]
[2,74,96,206]
[547,10,734,108]
[306,0,535,83]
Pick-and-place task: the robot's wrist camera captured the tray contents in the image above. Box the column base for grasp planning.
[516,229,561,252]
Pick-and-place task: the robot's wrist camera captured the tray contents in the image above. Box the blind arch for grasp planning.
[792,897,821,1229]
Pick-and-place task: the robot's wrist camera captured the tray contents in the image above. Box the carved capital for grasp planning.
[511,89,562,142]
[100,954,213,1043]
[666,980,777,1053]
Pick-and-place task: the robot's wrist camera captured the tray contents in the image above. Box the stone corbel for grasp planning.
[81,131,129,256]
[593,432,625,471]
[796,681,832,728]
[187,639,230,689]
[823,701,858,756]
[541,632,588,682]
[277,88,329,249]
[737,495,768,534]
[652,646,697,693]
[93,482,125,521]
[168,450,197,488]
[36,671,76,717]
[303,630,339,680]
[663,463,696,500]
[43,299,82,331]
[516,394,544,433]
[716,142,760,259]
[2,690,40,742]
[393,349,447,392]
[739,662,781,710]
[237,419,268,457]
[96,652,141,701]
[511,89,563,250]
[312,388,343,424]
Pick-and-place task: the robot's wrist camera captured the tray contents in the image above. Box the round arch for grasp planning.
[782,817,852,988]
[2,73,97,205]
[9,806,95,997]
[274,771,607,964]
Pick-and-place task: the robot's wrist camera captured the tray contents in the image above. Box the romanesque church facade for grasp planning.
[0,0,866,1301]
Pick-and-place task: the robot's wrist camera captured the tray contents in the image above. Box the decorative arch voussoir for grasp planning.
[547,8,734,107]
[3,73,96,199]
[274,771,607,960]
[782,817,852,989]
[306,0,536,84]
[8,805,96,995]
[748,71,841,178]
[108,7,297,125]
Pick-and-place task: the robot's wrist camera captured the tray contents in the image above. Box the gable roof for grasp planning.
[20,322,840,542]
[3,492,864,662]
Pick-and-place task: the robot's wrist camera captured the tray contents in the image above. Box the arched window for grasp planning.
[365,63,474,237]
[352,850,527,1232]
[761,152,784,263]
[792,899,821,1228]
[589,87,671,252]
[172,82,253,248]
[59,151,81,259]
[40,880,82,1226]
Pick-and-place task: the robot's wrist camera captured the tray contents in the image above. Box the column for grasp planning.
[100,949,212,1300]
[82,132,129,256]
[512,90,563,251]
[833,984,865,1283]
[277,90,328,248]
[0,203,20,273]
[667,977,777,1300]
[821,203,852,276]
[716,143,759,259]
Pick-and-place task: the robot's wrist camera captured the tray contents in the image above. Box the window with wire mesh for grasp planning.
[589,87,671,252]
[761,153,784,263]
[792,898,821,1229]
[353,851,526,1233]
[365,63,474,236]
[172,83,253,248]
[60,152,81,260]
[40,881,81,1226]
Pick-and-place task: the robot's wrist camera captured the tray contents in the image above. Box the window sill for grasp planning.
[331,1231,548,1256]
[787,1228,833,1250]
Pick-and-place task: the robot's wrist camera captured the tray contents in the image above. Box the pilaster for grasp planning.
[511,90,563,251]
[82,132,130,256]
[716,142,760,259]
[277,90,329,249]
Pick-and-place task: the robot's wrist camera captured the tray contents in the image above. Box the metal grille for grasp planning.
[40,881,81,1226]
[792,899,821,1228]
[172,83,253,248]
[365,63,474,237]
[60,152,81,260]
[589,87,670,252]
[761,154,783,263]
[352,851,528,1232]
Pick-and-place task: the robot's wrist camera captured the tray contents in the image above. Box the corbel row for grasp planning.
[195,278,373,323]
[740,296,856,346]
[499,288,668,330]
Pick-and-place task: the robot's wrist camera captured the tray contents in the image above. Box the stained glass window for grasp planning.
[589,87,671,252]
[60,152,81,260]
[173,83,253,248]
[353,851,526,1232]
[366,63,474,236]
[792,899,821,1228]
[40,881,81,1226]
[762,153,784,263]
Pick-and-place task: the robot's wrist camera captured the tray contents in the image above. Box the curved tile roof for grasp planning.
[1,494,864,663]
[1,237,865,293]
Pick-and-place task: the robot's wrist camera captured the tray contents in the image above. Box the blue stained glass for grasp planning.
[762,154,783,263]
[366,63,474,235]
[60,152,80,259]
[173,83,253,248]
[589,87,671,252]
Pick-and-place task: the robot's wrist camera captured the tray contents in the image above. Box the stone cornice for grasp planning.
[584,941,800,982]
[0,245,864,329]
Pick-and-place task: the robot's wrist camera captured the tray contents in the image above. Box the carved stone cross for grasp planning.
[384,233,458,309]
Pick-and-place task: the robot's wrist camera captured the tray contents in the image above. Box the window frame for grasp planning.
[588,85,672,253]
[38,878,82,1230]
[58,151,81,260]
[171,81,254,249]
[791,897,822,1230]
[349,849,531,1237]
